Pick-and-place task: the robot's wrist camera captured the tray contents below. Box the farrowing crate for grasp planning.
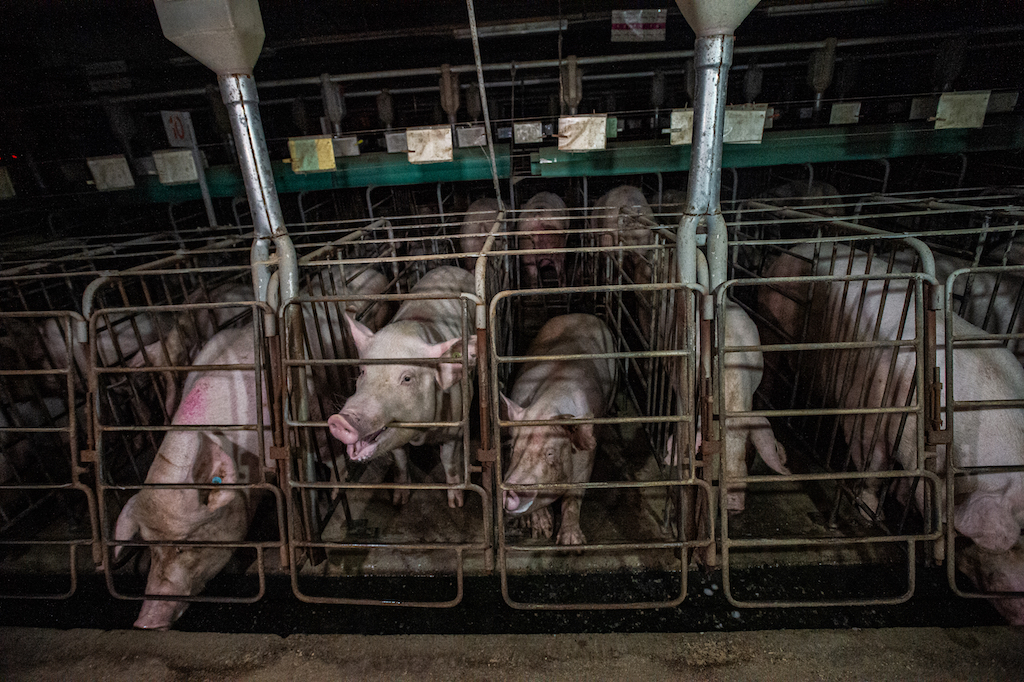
[0,228,250,599]
[727,185,1024,608]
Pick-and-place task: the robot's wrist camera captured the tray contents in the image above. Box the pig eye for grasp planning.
[546,450,557,460]
[358,368,366,378]
[401,373,413,384]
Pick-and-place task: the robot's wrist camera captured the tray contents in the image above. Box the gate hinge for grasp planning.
[476,448,497,463]
[80,449,98,463]
[269,446,291,461]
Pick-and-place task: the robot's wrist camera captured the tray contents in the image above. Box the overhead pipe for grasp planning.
[32,26,1023,111]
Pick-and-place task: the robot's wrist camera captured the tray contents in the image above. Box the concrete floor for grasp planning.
[2,626,1022,681]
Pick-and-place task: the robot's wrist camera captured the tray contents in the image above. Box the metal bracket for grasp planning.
[269,445,291,461]
[476,448,497,463]
[80,449,98,463]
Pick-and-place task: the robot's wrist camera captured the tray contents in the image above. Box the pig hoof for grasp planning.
[447,489,464,508]
[556,526,585,546]
[393,488,411,506]
[529,508,554,539]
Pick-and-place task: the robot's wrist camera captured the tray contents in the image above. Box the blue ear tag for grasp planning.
[212,476,223,484]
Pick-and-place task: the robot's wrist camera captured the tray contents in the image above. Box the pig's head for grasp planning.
[957,540,1024,625]
[327,315,476,462]
[114,441,247,630]
[500,395,595,515]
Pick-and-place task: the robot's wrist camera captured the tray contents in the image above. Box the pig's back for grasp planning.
[513,314,616,416]
[392,266,474,340]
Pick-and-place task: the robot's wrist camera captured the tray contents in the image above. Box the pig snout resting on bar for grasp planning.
[518,192,568,288]
[113,326,269,630]
[460,198,501,272]
[762,243,1024,623]
[327,266,477,508]
[500,313,617,545]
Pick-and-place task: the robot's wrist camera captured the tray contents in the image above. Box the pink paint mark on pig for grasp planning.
[174,380,207,425]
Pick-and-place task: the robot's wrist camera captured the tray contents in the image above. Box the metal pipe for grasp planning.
[465,0,505,210]
[684,34,734,292]
[41,25,1024,108]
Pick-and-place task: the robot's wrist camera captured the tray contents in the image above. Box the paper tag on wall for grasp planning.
[0,167,14,199]
[406,126,453,163]
[514,122,543,144]
[152,149,198,184]
[87,155,135,191]
[611,9,667,42]
[668,107,766,145]
[288,136,337,173]
[557,115,607,151]
[935,91,990,129]
[829,101,861,125]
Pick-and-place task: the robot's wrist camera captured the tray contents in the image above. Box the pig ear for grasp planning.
[564,414,597,452]
[499,393,526,422]
[204,444,239,512]
[113,494,141,560]
[429,335,477,390]
[344,313,375,356]
[955,493,1021,553]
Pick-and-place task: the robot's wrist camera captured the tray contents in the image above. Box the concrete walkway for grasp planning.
[2,626,1021,681]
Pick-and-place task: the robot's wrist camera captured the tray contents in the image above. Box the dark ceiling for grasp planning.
[2,1,1021,105]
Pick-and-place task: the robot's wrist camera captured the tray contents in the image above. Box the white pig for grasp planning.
[113,326,269,630]
[717,301,791,512]
[663,300,790,513]
[761,244,1024,616]
[500,314,617,545]
[517,192,568,288]
[459,197,501,272]
[957,539,1024,625]
[327,266,477,508]
[593,185,656,285]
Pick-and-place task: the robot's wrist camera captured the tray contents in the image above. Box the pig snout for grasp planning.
[504,489,536,514]
[327,413,360,445]
[133,599,189,631]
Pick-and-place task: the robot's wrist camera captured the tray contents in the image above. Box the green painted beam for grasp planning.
[142,144,512,202]
[530,117,1024,177]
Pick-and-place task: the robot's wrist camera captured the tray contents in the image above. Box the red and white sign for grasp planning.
[611,9,667,42]
[161,110,196,148]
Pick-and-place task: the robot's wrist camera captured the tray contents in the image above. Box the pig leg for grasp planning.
[527,506,554,539]
[749,417,790,475]
[392,448,411,506]
[555,448,596,546]
[439,440,464,508]
[723,420,750,513]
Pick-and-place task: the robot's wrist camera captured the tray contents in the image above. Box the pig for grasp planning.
[517,192,568,288]
[459,197,501,272]
[763,180,841,216]
[593,185,656,284]
[113,325,269,630]
[499,314,617,545]
[593,186,658,337]
[957,539,1024,625]
[761,243,1024,616]
[127,281,255,416]
[327,266,477,508]
[662,300,790,513]
[716,301,791,512]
